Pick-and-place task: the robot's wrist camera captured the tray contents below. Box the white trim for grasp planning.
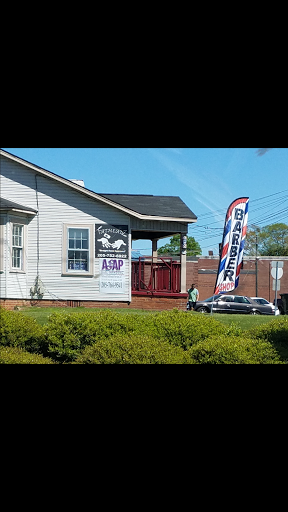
[3,208,37,215]
[62,223,95,277]
[0,216,4,272]
[9,216,27,273]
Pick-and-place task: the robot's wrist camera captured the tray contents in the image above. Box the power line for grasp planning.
[195,188,288,220]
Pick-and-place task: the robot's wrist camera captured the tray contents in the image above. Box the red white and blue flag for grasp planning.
[214,197,249,294]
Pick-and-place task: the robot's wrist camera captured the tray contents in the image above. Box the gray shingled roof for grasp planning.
[0,197,37,213]
[99,194,197,219]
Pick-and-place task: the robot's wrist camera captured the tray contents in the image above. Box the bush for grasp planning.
[73,333,193,364]
[0,308,46,354]
[31,308,246,362]
[247,317,288,362]
[248,317,288,344]
[0,346,55,364]
[188,335,283,364]
[144,309,230,349]
[45,309,141,362]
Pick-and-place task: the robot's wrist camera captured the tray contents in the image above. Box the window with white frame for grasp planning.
[12,223,24,270]
[62,224,94,276]
[68,228,89,271]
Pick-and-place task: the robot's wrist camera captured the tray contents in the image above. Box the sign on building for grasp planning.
[99,258,126,294]
[95,224,128,259]
[95,224,129,295]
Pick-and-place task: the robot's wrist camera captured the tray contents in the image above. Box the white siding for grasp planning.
[0,155,131,302]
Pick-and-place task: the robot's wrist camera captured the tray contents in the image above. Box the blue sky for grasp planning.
[2,148,288,256]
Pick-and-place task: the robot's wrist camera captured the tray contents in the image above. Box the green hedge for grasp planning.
[189,335,283,364]
[44,309,140,362]
[145,309,234,349]
[247,317,288,362]
[248,317,288,344]
[73,333,193,364]
[0,346,55,364]
[0,308,46,354]
[2,307,286,364]
[44,309,235,362]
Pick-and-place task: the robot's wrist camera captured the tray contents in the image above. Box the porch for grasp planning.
[131,255,187,298]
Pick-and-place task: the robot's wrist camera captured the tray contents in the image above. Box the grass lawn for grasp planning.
[17,306,283,330]
[17,306,156,325]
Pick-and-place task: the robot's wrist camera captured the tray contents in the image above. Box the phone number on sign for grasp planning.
[101,282,123,289]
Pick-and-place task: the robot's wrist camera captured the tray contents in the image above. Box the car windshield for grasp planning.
[252,298,269,305]
[203,295,221,302]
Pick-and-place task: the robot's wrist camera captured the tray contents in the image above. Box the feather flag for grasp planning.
[214,197,249,294]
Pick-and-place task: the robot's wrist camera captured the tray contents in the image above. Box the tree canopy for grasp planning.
[158,234,202,256]
[245,223,288,256]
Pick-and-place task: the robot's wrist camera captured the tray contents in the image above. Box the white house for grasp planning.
[0,149,197,309]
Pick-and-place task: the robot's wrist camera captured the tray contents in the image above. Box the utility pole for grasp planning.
[251,224,259,296]
[255,230,258,296]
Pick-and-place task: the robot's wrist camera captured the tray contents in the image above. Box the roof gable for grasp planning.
[0,149,197,223]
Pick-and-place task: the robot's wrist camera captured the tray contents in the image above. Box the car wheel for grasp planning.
[249,310,261,315]
[196,306,209,314]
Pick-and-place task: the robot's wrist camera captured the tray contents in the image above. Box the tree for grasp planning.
[158,234,202,256]
[245,223,288,256]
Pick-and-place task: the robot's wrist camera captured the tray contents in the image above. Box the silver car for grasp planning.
[194,294,276,315]
[250,297,280,315]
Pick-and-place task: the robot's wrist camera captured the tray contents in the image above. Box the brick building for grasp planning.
[187,255,288,305]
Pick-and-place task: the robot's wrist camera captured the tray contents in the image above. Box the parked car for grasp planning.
[250,297,280,315]
[194,294,276,315]
[273,298,284,314]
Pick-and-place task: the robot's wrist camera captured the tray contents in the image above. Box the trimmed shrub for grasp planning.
[45,309,141,362]
[0,346,55,364]
[188,335,283,364]
[248,317,288,344]
[144,309,230,349]
[247,317,288,362]
[0,308,46,354]
[39,308,246,362]
[73,333,193,364]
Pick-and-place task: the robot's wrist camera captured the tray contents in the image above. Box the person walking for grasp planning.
[187,283,199,311]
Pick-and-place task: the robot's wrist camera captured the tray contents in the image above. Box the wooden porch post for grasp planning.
[180,234,187,293]
[152,239,158,263]
[152,239,158,291]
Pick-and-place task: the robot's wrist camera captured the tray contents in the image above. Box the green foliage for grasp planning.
[248,316,288,343]
[2,307,287,364]
[73,333,192,364]
[189,335,283,364]
[260,223,288,256]
[0,307,46,354]
[245,223,288,256]
[247,317,288,362]
[0,346,55,364]
[146,309,230,349]
[41,308,231,361]
[44,309,141,362]
[158,234,202,256]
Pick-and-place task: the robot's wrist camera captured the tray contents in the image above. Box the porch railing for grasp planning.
[131,257,181,293]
